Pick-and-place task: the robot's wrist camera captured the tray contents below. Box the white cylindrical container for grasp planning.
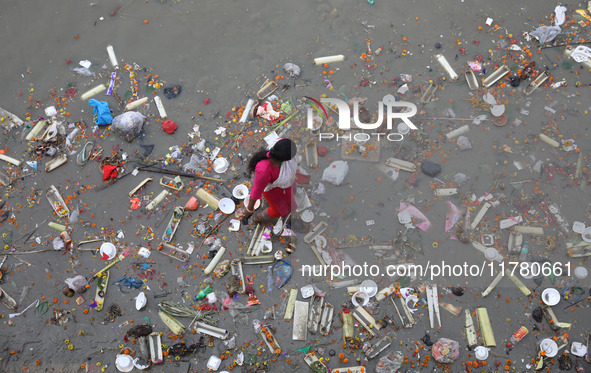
[204,247,226,275]
[446,125,470,139]
[485,248,498,261]
[313,54,345,65]
[153,96,167,119]
[125,97,148,111]
[147,190,169,211]
[106,45,119,68]
[436,54,458,81]
[81,84,107,100]
[539,133,559,148]
[240,99,255,123]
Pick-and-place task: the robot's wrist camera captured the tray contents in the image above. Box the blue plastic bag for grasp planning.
[88,99,113,125]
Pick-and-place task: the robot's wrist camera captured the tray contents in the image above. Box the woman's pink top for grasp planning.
[250,159,297,217]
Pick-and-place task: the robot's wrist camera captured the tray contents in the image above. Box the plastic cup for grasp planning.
[100,242,117,260]
[574,266,588,280]
[115,354,134,372]
[397,122,410,135]
[484,247,498,261]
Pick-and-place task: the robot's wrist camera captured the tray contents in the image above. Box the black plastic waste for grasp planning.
[421,161,441,177]
[163,85,182,99]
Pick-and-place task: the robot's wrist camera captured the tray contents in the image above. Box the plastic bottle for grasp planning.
[509,326,529,345]
[519,241,529,261]
[194,285,213,301]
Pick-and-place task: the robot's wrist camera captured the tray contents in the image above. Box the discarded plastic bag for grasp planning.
[432,338,460,364]
[65,275,89,293]
[321,161,349,186]
[457,136,472,151]
[88,99,113,125]
[445,201,465,233]
[272,259,293,289]
[529,25,560,44]
[53,236,65,250]
[399,201,431,231]
[375,351,403,373]
[570,45,591,63]
[112,111,145,142]
[182,153,208,173]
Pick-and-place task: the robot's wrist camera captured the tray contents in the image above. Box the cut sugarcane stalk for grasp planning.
[420,82,438,103]
[162,206,184,242]
[47,185,70,218]
[45,154,67,172]
[504,269,531,296]
[204,247,226,274]
[436,54,458,80]
[158,310,186,335]
[196,188,219,210]
[0,171,12,187]
[353,305,379,336]
[476,307,496,346]
[524,71,550,96]
[434,188,458,196]
[259,325,281,354]
[304,221,328,244]
[385,157,416,172]
[147,190,169,211]
[125,97,148,111]
[256,80,279,100]
[0,154,22,167]
[332,367,365,373]
[247,224,262,256]
[483,65,510,88]
[471,201,491,230]
[391,296,415,328]
[465,69,479,90]
[153,96,167,119]
[48,222,67,231]
[194,322,229,339]
[375,283,397,301]
[309,243,327,266]
[160,176,184,192]
[445,125,469,139]
[158,242,190,262]
[465,309,478,347]
[148,332,163,364]
[341,312,354,342]
[440,302,462,317]
[365,335,393,359]
[81,84,107,100]
[94,270,110,311]
[106,44,118,68]
[482,271,504,297]
[304,353,327,373]
[230,259,246,293]
[0,286,17,310]
[284,289,298,321]
[304,142,318,168]
[25,120,48,141]
[513,226,544,235]
[292,300,309,341]
[0,107,24,129]
[539,133,560,148]
[508,230,523,254]
[313,54,345,65]
[319,303,334,336]
[129,177,153,197]
[241,255,275,265]
[308,295,324,334]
